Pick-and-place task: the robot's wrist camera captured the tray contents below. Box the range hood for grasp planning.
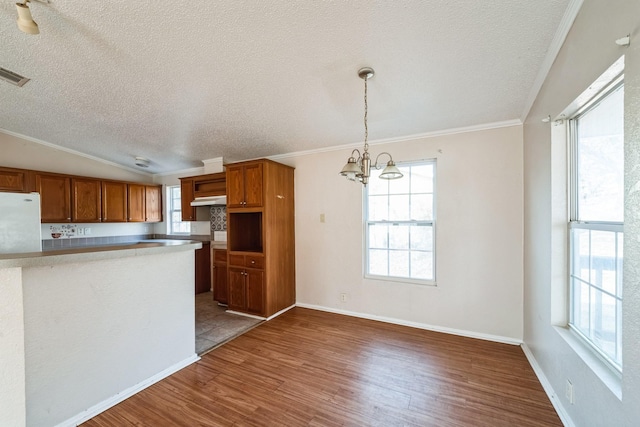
[190,195,227,206]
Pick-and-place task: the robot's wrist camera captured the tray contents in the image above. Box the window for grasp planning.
[365,160,435,283]
[569,78,624,371]
[167,185,190,235]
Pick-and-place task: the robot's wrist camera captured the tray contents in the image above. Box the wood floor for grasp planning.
[82,308,561,427]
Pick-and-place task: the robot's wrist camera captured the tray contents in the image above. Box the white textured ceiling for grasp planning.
[1,0,571,174]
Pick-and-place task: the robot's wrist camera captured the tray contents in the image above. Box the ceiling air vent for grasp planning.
[0,67,30,87]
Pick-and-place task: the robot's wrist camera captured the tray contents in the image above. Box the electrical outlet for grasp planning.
[77,228,84,236]
[84,228,92,235]
[565,379,574,404]
[320,213,325,223]
[340,293,347,302]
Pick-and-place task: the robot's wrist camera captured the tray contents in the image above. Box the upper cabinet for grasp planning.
[72,178,102,223]
[0,165,162,224]
[36,173,72,223]
[179,178,195,221]
[0,166,32,192]
[226,163,263,208]
[145,185,162,222]
[127,184,146,222]
[102,181,128,222]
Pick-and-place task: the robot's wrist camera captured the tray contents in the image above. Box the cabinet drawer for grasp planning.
[228,254,245,266]
[245,254,264,269]
[214,250,227,263]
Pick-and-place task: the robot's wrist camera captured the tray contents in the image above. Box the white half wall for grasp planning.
[22,250,196,426]
[0,267,26,427]
[282,124,524,341]
[523,0,640,425]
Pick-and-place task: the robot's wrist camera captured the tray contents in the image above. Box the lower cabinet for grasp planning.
[195,242,211,294]
[212,249,228,305]
[228,264,264,316]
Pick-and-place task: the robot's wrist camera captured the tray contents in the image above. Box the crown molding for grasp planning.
[268,119,522,161]
[0,127,153,177]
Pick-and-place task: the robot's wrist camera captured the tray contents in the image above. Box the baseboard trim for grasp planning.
[521,343,574,427]
[55,353,200,427]
[266,304,296,321]
[295,303,522,345]
[225,310,266,320]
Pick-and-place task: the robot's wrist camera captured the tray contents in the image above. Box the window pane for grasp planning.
[389,250,409,277]
[369,249,388,275]
[388,224,409,250]
[590,230,616,294]
[368,171,388,195]
[411,164,434,193]
[410,194,433,220]
[576,85,624,222]
[572,228,590,283]
[410,224,432,250]
[411,251,433,280]
[368,195,389,221]
[368,223,388,249]
[590,288,618,364]
[388,195,410,221]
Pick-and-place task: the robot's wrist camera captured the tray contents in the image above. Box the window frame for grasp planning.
[363,159,437,286]
[167,185,190,235]
[567,76,624,373]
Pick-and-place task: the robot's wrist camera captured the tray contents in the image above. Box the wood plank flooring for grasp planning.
[82,308,561,427]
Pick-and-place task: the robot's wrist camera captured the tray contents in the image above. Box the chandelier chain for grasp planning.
[363,76,369,153]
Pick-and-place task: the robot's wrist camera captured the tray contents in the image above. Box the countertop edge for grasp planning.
[0,241,203,269]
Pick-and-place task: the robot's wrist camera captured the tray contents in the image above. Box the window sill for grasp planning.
[364,274,436,287]
[553,325,622,400]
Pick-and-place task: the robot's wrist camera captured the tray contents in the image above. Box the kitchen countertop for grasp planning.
[0,239,203,269]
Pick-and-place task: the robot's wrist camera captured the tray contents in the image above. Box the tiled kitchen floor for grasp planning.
[195,292,263,355]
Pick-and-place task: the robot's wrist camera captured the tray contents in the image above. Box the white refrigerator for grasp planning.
[0,192,42,254]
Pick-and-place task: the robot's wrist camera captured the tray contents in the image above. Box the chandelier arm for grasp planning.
[363,77,369,154]
[373,152,394,169]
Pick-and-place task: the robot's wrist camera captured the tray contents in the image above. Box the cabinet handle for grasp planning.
[67,217,71,220]
[251,260,255,264]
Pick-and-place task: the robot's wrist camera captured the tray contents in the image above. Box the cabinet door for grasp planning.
[246,269,265,315]
[36,173,71,223]
[244,163,263,208]
[228,267,246,311]
[213,261,228,304]
[101,181,128,222]
[127,184,146,222]
[0,167,32,192]
[72,178,101,222]
[226,165,245,208]
[180,179,195,221]
[145,185,162,222]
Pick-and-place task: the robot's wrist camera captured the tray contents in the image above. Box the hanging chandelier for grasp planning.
[339,67,403,186]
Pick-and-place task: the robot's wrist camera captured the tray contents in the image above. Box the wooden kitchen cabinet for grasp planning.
[212,249,228,305]
[195,242,211,294]
[226,163,263,208]
[145,185,162,222]
[127,184,146,222]
[228,264,264,315]
[72,177,102,222]
[179,178,196,221]
[0,166,32,192]
[101,181,128,222]
[36,173,72,223]
[226,159,295,318]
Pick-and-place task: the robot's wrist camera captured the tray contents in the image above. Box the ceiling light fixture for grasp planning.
[16,1,39,35]
[134,157,150,168]
[339,67,403,186]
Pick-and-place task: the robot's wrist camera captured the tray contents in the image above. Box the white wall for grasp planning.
[0,268,26,427]
[22,250,196,426]
[523,0,640,425]
[282,124,524,342]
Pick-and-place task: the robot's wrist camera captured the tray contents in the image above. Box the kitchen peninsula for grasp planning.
[0,240,201,427]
